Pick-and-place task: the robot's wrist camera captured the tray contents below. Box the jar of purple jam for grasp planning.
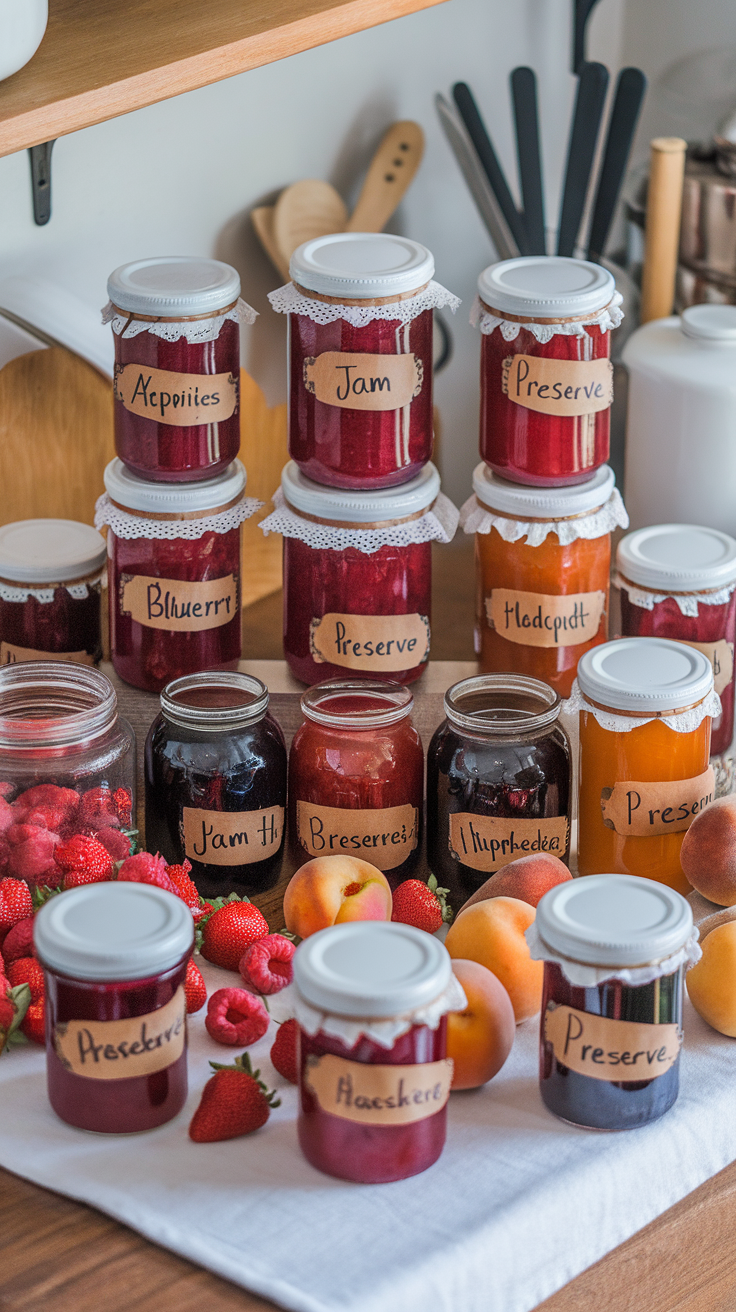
[0,520,106,666]
[105,257,256,483]
[269,233,459,490]
[35,882,194,1133]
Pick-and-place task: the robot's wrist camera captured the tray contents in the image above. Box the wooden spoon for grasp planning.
[251,206,290,281]
[273,179,348,271]
[345,121,424,232]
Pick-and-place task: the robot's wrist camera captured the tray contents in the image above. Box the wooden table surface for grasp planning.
[2,538,736,1312]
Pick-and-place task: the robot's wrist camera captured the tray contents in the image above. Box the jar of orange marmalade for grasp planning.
[574,638,720,895]
[461,463,628,698]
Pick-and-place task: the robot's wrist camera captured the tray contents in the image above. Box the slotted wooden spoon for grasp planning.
[345,120,424,232]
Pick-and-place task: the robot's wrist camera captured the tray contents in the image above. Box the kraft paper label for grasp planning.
[114,365,238,426]
[310,613,430,672]
[600,766,715,837]
[53,986,186,1081]
[449,813,570,873]
[304,1052,453,1124]
[303,352,422,411]
[485,588,605,648]
[502,355,613,416]
[544,1002,681,1082]
[0,643,93,666]
[182,805,284,866]
[296,800,418,871]
[120,574,238,632]
[681,639,734,697]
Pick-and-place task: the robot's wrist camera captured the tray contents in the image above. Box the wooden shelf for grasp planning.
[0,0,447,158]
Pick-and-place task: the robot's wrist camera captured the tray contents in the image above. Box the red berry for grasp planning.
[113,788,133,828]
[200,900,269,971]
[2,917,34,964]
[166,859,199,910]
[270,1018,298,1084]
[0,878,33,941]
[184,957,207,1014]
[77,786,119,832]
[239,934,295,995]
[189,1051,279,1142]
[391,875,453,934]
[55,835,114,889]
[3,825,60,888]
[22,998,45,1045]
[205,987,269,1047]
[7,957,44,1004]
[95,827,131,862]
[117,851,176,894]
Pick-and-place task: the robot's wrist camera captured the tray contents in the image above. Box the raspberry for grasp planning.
[113,788,133,828]
[270,1018,298,1084]
[184,957,207,1014]
[2,917,34,964]
[117,851,176,894]
[55,835,114,888]
[0,879,33,941]
[239,934,295,995]
[205,988,269,1047]
[22,999,45,1045]
[7,957,44,1004]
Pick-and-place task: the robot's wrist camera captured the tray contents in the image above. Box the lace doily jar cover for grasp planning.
[0,520,106,666]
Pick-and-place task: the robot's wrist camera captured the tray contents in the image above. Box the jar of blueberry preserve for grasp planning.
[528,874,700,1130]
[293,921,466,1182]
[0,520,106,667]
[144,671,287,898]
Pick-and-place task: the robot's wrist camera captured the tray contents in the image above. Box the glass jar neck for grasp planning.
[0,663,118,750]
[301,679,413,730]
[444,673,561,739]
[160,671,269,733]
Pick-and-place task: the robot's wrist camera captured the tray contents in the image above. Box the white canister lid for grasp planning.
[107,257,241,317]
[617,524,736,592]
[478,256,615,320]
[681,304,736,343]
[472,461,615,519]
[536,874,693,967]
[103,458,246,515]
[0,520,106,584]
[281,459,440,523]
[293,921,451,1017]
[577,637,714,714]
[289,233,435,300]
[34,882,194,981]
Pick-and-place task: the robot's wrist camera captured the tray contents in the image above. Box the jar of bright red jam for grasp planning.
[293,921,465,1182]
[105,257,256,483]
[475,257,622,486]
[97,458,258,692]
[0,520,106,666]
[35,882,194,1133]
[289,679,423,881]
[269,232,459,489]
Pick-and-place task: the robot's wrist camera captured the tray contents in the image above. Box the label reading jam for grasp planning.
[681,639,734,697]
[449,814,570,872]
[53,986,186,1081]
[486,588,605,648]
[296,801,418,871]
[310,613,429,672]
[303,352,422,411]
[304,1053,454,1125]
[502,355,613,416]
[600,766,715,837]
[114,365,238,426]
[544,1002,682,1082]
[182,805,284,866]
[120,574,238,632]
[1,643,93,666]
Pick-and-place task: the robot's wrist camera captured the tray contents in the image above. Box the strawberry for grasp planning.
[391,874,453,934]
[200,897,269,971]
[94,827,131,862]
[205,987,269,1046]
[3,825,60,887]
[117,851,176,894]
[239,934,295,995]
[77,785,120,832]
[270,1017,298,1085]
[7,957,44,1004]
[2,917,35,964]
[22,999,45,1045]
[166,859,201,913]
[189,1051,279,1142]
[55,835,114,889]
[184,957,207,1014]
[0,878,33,942]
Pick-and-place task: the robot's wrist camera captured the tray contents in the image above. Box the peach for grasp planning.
[687,919,736,1035]
[446,959,515,1089]
[283,854,392,939]
[459,853,571,913]
[680,796,736,906]
[444,896,543,1022]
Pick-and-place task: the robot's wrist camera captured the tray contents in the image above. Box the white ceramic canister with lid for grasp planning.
[0,519,106,666]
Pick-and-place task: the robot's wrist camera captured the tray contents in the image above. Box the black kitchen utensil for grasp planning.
[587,67,647,261]
[510,66,546,255]
[557,61,609,257]
[452,82,529,255]
[573,0,604,74]
[435,94,518,259]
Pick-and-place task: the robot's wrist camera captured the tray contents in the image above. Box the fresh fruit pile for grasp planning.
[0,783,134,890]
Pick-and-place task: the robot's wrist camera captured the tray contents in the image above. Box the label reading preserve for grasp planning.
[53,986,186,1081]
[486,589,605,648]
[120,574,238,632]
[544,1002,682,1082]
[114,365,238,426]
[502,355,613,416]
[296,801,418,871]
[310,613,429,672]
[449,814,569,873]
[600,766,715,836]
[182,805,284,866]
[303,352,422,411]
[304,1053,453,1125]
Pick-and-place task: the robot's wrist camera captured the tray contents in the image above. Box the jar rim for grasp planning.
[536,874,693,967]
[444,674,562,736]
[300,678,413,729]
[0,662,118,749]
[160,670,270,732]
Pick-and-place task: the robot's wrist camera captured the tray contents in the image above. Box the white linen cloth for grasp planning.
[0,957,734,1312]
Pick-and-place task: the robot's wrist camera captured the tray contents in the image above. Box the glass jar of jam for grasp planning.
[0,519,106,666]
[529,874,698,1130]
[475,256,622,486]
[269,232,459,489]
[288,679,423,882]
[294,920,465,1182]
[427,674,571,912]
[462,462,627,699]
[0,661,135,889]
[97,458,259,693]
[616,524,736,759]
[144,671,287,899]
[105,257,256,483]
[262,460,458,686]
[574,638,719,895]
[35,882,194,1133]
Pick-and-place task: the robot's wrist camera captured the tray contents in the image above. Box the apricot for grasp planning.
[444,896,543,1022]
[283,854,392,939]
[687,920,736,1035]
[680,795,736,906]
[460,853,571,913]
[446,959,515,1089]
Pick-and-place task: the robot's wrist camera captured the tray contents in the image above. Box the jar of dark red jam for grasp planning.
[269,232,459,489]
[294,921,465,1182]
[97,458,258,692]
[105,257,256,483]
[0,520,106,667]
[427,674,571,912]
[474,256,623,486]
[289,679,423,882]
[35,882,194,1133]
[144,671,286,898]
[528,874,699,1130]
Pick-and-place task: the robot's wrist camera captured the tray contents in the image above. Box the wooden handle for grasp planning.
[346,121,424,232]
[640,137,687,324]
[251,206,290,281]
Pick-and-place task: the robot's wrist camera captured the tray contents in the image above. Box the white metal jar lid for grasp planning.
[107,257,241,317]
[681,304,736,343]
[34,883,194,981]
[0,520,106,583]
[290,233,435,300]
[617,523,736,592]
[103,458,246,515]
[478,256,615,320]
[536,874,693,968]
[472,461,615,519]
[577,637,713,714]
[294,921,451,1018]
[281,459,440,523]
